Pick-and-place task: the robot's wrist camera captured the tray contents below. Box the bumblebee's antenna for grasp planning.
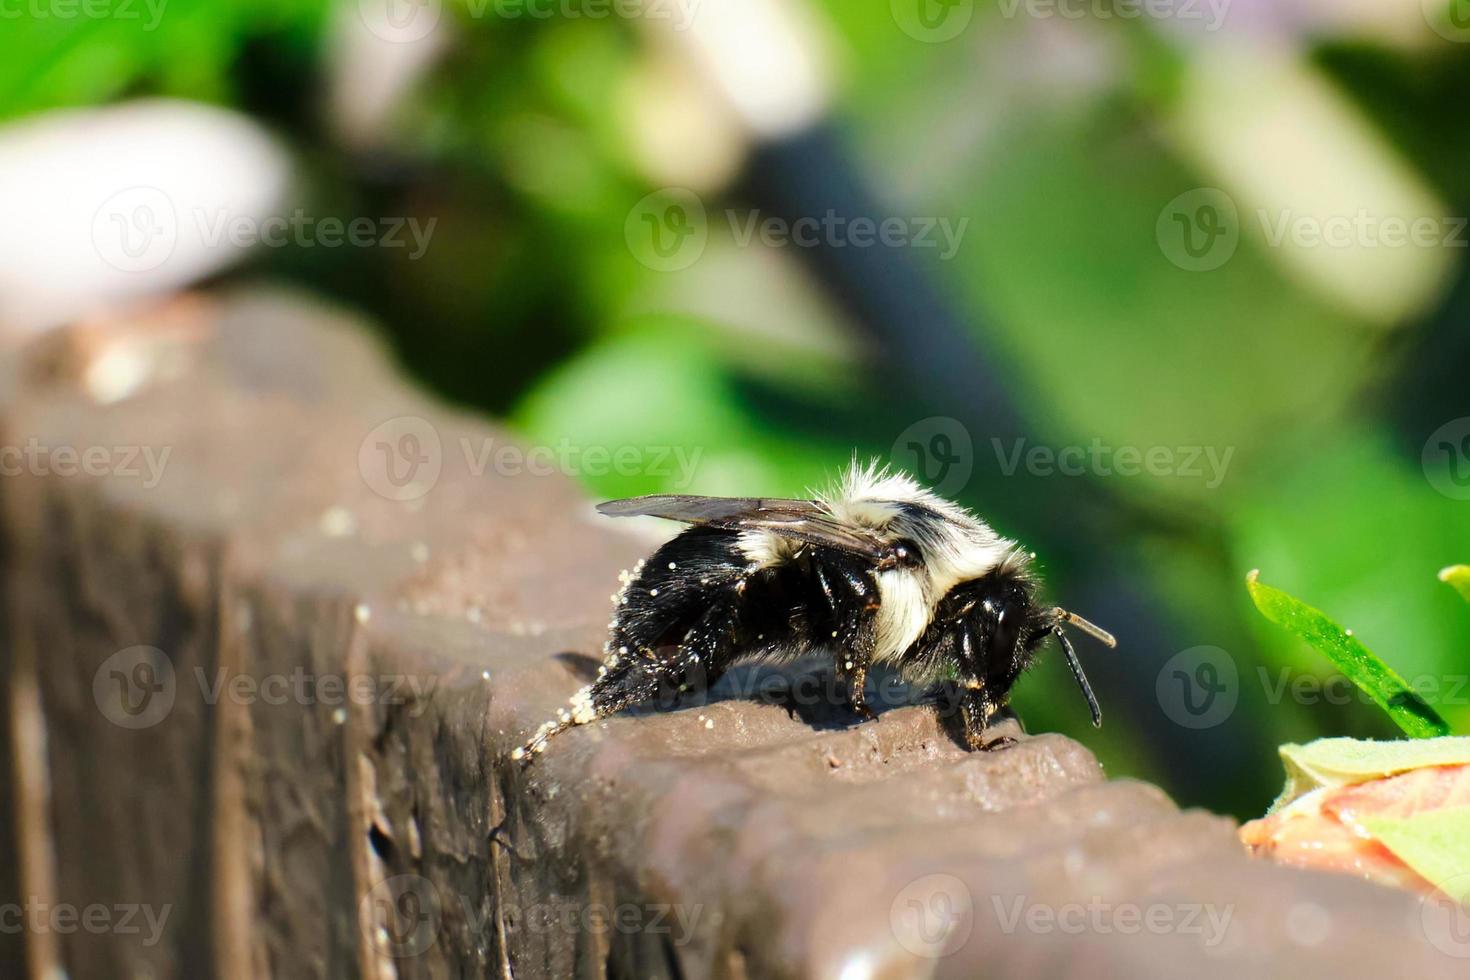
[1051,626,1103,728]
[1049,605,1112,728]
[1051,607,1117,649]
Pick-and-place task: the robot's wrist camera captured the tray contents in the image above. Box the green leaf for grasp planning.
[1441,565,1470,604]
[1247,570,1451,740]
[1362,808,1470,903]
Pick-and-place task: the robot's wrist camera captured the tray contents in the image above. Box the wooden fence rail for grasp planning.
[0,288,1462,978]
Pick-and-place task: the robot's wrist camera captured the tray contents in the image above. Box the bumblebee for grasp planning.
[514,464,1114,762]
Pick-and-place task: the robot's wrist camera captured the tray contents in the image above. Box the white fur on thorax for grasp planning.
[736,461,1023,661]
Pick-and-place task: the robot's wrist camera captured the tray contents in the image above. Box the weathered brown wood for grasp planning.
[1,289,1465,979]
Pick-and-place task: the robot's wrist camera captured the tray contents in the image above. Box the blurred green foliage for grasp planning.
[0,0,327,115]
[4,0,1468,818]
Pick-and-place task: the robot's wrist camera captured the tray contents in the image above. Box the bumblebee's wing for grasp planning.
[596,495,889,561]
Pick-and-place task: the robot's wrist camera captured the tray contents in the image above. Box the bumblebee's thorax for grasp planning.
[844,500,1024,663]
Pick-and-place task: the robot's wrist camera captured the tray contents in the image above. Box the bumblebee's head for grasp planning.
[962,571,1116,728]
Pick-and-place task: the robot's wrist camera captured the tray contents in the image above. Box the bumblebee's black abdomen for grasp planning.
[608,527,747,650]
[593,526,881,720]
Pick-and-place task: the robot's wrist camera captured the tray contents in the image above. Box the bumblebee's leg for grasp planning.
[512,693,596,763]
[970,696,1017,752]
[944,625,1015,751]
[814,556,880,720]
[513,595,744,764]
[934,681,1007,751]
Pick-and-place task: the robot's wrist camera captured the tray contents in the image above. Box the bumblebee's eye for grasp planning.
[982,596,1025,663]
[994,605,1021,655]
